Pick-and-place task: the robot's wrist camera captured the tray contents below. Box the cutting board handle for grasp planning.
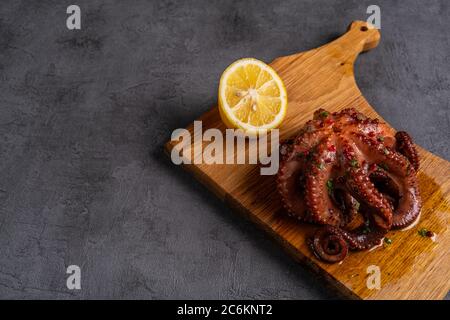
[345,20,381,52]
[311,20,381,68]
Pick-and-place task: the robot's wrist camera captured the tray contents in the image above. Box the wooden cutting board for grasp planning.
[165,21,450,300]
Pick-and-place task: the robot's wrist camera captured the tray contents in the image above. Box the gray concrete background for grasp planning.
[0,0,448,299]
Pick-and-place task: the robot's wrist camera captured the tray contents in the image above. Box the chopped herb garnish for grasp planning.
[361,220,371,234]
[326,179,334,195]
[383,148,390,155]
[384,238,393,245]
[377,136,385,142]
[378,163,389,171]
[319,111,329,118]
[418,228,428,237]
[353,201,360,211]
[418,228,434,238]
[316,162,325,170]
[350,159,359,167]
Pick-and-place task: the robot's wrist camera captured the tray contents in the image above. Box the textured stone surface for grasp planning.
[0,0,448,299]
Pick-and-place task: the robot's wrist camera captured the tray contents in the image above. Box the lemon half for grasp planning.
[218,58,287,135]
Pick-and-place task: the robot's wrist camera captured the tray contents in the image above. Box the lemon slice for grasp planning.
[218,58,287,134]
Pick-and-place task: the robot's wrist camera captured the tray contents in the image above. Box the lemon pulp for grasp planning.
[218,58,287,134]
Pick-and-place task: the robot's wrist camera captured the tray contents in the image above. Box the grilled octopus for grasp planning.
[277,108,421,263]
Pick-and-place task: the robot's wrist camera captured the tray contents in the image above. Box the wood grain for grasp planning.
[165,21,450,300]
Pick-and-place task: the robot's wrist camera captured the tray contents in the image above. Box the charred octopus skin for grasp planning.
[277,108,421,263]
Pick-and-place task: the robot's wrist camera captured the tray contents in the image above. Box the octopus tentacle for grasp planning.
[312,226,348,263]
[395,131,420,171]
[352,132,410,177]
[369,169,399,209]
[391,173,421,229]
[279,138,295,162]
[330,187,360,227]
[312,225,385,263]
[351,132,421,229]
[339,139,393,230]
[369,168,399,197]
[346,168,393,230]
[277,130,330,221]
[304,137,341,225]
[341,192,360,226]
[341,226,386,250]
[276,108,422,263]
